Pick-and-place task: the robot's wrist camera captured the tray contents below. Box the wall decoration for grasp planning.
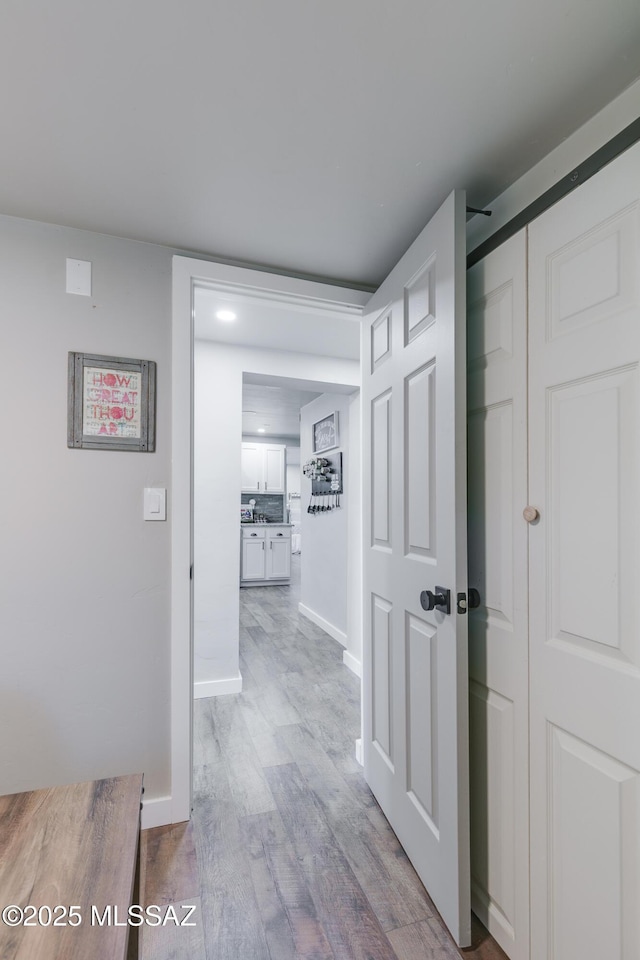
[67,352,156,451]
[303,453,343,513]
[312,411,339,453]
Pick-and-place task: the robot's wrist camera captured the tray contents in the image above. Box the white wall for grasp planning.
[345,393,362,676]
[194,341,359,697]
[286,444,301,499]
[0,214,172,816]
[299,392,362,674]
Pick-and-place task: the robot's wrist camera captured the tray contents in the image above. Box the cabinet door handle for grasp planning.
[251,532,257,537]
[257,481,260,490]
[265,482,268,491]
[277,532,283,536]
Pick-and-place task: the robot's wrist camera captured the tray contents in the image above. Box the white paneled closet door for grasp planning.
[467,231,530,960]
[528,141,640,960]
[467,139,640,960]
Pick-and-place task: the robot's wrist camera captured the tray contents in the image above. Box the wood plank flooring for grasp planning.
[0,775,142,960]
[141,557,508,960]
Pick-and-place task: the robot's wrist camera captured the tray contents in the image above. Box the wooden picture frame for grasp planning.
[67,352,156,452]
[312,411,339,454]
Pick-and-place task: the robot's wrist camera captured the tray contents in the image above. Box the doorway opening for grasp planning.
[238,373,362,676]
[171,255,369,822]
[189,270,365,770]
[194,361,362,690]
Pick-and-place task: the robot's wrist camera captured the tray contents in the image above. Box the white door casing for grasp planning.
[467,231,530,959]
[171,256,368,822]
[528,141,640,960]
[362,190,470,946]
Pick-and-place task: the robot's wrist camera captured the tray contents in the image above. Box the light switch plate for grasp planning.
[66,258,92,296]
[144,487,166,521]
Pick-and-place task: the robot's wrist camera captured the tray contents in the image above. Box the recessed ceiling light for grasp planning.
[257,427,266,433]
[216,309,236,322]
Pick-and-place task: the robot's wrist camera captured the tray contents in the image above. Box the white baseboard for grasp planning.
[342,649,362,678]
[298,602,347,648]
[194,674,242,699]
[141,795,173,829]
[355,738,363,766]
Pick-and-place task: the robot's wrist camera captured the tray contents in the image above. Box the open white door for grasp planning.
[362,189,470,946]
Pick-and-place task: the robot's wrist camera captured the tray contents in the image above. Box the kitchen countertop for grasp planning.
[241,521,292,526]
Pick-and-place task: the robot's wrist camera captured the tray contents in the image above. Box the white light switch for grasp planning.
[144,487,166,521]
[66,258,92,296]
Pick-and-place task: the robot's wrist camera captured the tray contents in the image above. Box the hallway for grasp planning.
[142,557,506,959]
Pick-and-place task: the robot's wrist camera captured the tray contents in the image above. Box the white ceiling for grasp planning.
[1,1,640,287]
[242,380,322,439]
[194,285,361,358]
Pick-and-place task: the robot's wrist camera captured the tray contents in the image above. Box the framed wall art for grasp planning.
[67,352,156,451]
[312,411,339,454]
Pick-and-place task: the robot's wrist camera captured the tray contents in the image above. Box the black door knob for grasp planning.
[420,587,451,615]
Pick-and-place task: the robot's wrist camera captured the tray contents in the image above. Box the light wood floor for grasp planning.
[140,556,507,960]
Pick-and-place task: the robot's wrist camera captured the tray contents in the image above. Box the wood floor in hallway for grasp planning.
[140,556,508,960]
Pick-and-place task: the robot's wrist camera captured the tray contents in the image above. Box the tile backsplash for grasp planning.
[241,493,285,522]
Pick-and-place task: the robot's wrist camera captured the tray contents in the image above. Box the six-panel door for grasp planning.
[528,142,640,960]
[362,189,471,947]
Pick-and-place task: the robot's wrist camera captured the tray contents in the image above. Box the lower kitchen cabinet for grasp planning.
[240,525,291,585]
[266,530,291,580]
[241,535,266,581]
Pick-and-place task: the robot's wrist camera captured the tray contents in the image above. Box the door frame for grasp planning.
[170,255,369,822]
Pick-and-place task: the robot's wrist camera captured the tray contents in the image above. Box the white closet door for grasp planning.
[362,190,470,946]
[528,141,640,960]
[467,230,530,960]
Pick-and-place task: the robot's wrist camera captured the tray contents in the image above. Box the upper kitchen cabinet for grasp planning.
[241,442,286,493]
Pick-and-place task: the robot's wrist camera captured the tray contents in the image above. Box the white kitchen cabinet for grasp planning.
[241,444,264,493]
[241,531,266,580]
[241,443,286,493]
[266,528,291,580]
[240,525,291,585]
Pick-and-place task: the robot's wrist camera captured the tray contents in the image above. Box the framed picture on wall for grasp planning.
[313,411,339,454]
[67,351,156,451]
